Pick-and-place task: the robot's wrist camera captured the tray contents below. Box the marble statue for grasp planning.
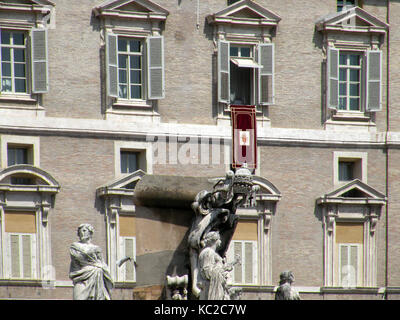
[69,223,114,300]
[275,271,301,300]
[188,165,258,299]
[198,231,239,300]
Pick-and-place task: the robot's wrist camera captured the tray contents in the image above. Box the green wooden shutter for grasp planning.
[366,50,382,111]
[258,43,274,105]
[147,36,165,100]
[106,33,118,98]
[218,40,230,104]
[327,47,339,109]
[31,28,49,93]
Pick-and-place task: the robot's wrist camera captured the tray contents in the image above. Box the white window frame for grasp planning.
[1,135,40,169]
[0,30,29,95]
[116,35,146,103]
[114,141,153,177]
[337,0,358,12]
[338,52,363,112]
[333,151,367,186]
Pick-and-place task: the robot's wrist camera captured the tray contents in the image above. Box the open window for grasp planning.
[207,0,280,125]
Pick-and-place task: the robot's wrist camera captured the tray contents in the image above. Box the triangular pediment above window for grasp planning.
[317,179,386,205]
[96,169,146,197]
[315,6,388,34]
[207,0,281,27]
[93,0,169,20]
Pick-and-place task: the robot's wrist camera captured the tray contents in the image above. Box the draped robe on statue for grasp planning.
[69,242,113,300]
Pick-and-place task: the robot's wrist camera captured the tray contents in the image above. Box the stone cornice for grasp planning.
[0,116,399,148]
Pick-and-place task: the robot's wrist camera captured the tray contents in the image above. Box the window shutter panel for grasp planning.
[350,245,358,286]
[119,236,136,282]
[31,28,49,93]
[233,241,242,283]
[147,36,165,100]
[258,43,274,105]
[106,33,118,98]
[10,234,20,278]
[244,241,253,283]
[366,50,382,111]
[0,27,2,93]
[218,40,230,104]
[327,47,339,109]
[124,237,136,281]
[22,235,32,278]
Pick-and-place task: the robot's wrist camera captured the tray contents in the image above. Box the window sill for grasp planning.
[321,286,381,294]
[0,279,43,287]
[331,111,371,122]
[114,281,137,288]
[113,99,152,109]
[0,94,37,103]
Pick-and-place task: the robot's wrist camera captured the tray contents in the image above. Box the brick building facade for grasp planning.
[0,0,399,300]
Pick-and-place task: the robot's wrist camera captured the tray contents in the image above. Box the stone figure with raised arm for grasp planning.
[69,223,114,300]
[188,166,258,299]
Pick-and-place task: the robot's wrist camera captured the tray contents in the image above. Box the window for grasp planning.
[230,45,254,105]
[338,161,354,182]
[0,1,51,104]
[327,47,382,113]
[0,165,60,283]
[227,220,258,285]
[218,40,274,107]
[107,34,164,102]
[118,215,136,282]
[7,146,29,166]
[317,8,388,128]
[208,0,281,123]
[336,222,363,287]
[1,135,39,169]
[0,28,48,96]
[317,179,386,287]
[114,141,153,176]
[96,170,145,285]
[4,212,37,279]
[120,150,139,174]
[338,53,361,111]
[337,0,358,12]
[227,0,240,5]
[1,31,28,94]
[117,38,144,100]
[334,152,366,186]
[93,0,168,120]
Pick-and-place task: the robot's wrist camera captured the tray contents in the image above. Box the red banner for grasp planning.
[231,105,257,169]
